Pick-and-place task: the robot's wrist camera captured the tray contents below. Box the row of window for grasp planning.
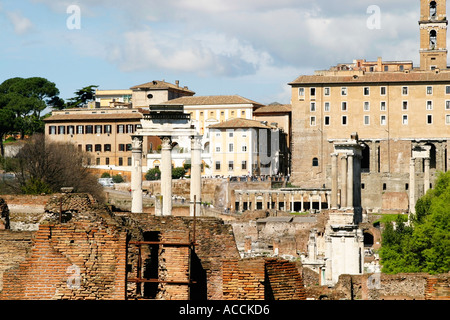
[215,160,247,171]
[89,157,132,166]
[48,124,138,135]
[196,110,247,117]
[299,85,450,99]
[310,114,450,126]
[215,144,248,153]
[83,143,132,153]
[309,100,450,112]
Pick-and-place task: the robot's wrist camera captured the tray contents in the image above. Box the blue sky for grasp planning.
[1,0,425,105]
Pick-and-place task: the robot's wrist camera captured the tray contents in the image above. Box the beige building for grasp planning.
[94,80,195,109]
[44,108,161,180]
[289,0,450,212]
[130,80,195,108]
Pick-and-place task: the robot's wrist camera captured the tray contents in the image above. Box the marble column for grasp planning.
[424,157,430,195]
[409,158,416,214]
[160,136,172,216]
[347,154,354,208]
[331,153,338,209]
[327,191,331,209]
[190,136,202,216]
[300,193,304,212]
[131,136,143,214]
[239,193,243,212]
[318,193,322,211]
[340,155,348,208]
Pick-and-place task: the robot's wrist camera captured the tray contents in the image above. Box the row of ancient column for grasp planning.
[409,156,431,214]
[330,152,361,209]
[235,190,331,213]
[131,135,202,216]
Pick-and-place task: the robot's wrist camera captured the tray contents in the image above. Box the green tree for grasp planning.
[145,167,161,181]
[0,77,63,148]
[380,171,450,274]
[65,85,98,109]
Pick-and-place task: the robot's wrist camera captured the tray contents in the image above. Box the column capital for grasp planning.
[191,136,202,150]
[131,135,143,150]
[161,136,172,148]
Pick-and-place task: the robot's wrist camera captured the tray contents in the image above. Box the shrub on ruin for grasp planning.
[145,167,161,181]
[8,134,104,202]
[112,174,124,183]
[172,167,186,179]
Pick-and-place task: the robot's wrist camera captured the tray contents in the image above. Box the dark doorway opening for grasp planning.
[143,231,160,299]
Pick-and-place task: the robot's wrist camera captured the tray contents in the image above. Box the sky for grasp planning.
[0,0,427,105]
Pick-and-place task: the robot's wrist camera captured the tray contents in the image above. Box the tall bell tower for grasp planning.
[419,0,448,70]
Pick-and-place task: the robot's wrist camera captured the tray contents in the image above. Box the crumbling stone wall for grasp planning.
[307,273,450,300]
[0,194,127,300]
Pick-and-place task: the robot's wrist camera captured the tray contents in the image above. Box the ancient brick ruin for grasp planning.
[0,194,448,300]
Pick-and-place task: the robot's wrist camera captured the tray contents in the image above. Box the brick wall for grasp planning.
[0,231,33,292]
[0,194,127,300]
[128,215,240,300]
[425,275,450,300]
[265,258,306,300]
[222,258,266,300]
[222,258,306,300]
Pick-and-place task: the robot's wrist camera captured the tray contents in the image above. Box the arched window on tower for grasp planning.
[430,30,437,49]
[430,1,437,19]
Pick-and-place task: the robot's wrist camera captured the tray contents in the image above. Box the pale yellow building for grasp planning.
[209,118,288,177]
[94,89,132,108]
[289,0,450,212]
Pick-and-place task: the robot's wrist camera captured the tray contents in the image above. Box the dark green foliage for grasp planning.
[0,77,63,155]
[112,174,124,183]
[380,171,450,274]
[172,167,186,179]
[145,167,161,181]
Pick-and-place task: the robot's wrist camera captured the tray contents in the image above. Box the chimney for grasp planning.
[175,80,180,87]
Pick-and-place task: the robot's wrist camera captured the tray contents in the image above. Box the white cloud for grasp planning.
[7,11,33,35]
[97,28,274,78]
[25,0,428,103]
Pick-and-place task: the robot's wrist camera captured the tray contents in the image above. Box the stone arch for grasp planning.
[362,226,382,250]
